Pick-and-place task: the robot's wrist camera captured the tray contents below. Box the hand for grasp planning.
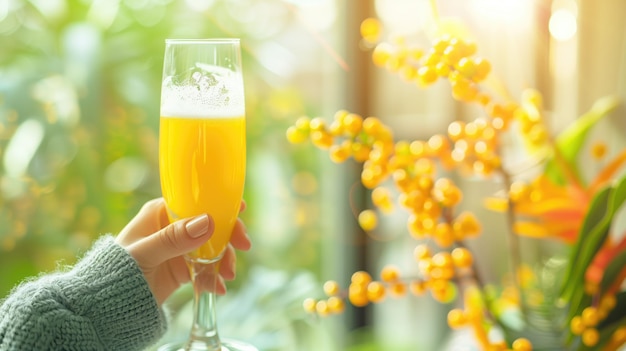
[115,198,251,306]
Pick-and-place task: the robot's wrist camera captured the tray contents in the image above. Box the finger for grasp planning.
[216,275,227,295]
[129,213,214,268]
[230,218,251,251]
[116,198,166,246]
[219,245,236,281]
[239,200,247,213]
[157,198,172,228]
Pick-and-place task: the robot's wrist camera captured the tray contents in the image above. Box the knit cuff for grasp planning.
[61,236,167,349]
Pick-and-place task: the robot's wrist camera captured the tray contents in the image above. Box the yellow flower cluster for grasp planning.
[570,295,617,347]
[291,16,626,351]
[448,287,534,351]
[286,109,483,244]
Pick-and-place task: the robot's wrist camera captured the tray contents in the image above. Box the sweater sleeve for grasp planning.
[0,236,167,351]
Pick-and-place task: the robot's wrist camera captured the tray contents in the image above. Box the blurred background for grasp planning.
[0,0,624,350]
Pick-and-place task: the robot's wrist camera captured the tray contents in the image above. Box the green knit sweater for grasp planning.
[0,236,167,350]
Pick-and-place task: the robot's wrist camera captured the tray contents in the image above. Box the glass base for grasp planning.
[158,338,258,351]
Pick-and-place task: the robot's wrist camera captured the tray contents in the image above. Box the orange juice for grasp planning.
[159,115,246,259]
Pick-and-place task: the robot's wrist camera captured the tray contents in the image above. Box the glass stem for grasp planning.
[185,257,223,351]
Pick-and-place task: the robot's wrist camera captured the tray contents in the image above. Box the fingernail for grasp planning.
[186,214,209,238]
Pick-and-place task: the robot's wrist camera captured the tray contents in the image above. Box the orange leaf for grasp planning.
[484,197,509,212]
[513,222,550,238]
[588,149,626,195]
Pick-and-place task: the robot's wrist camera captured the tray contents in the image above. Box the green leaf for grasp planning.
[545,95,621,186]
[600,249,626,295]
[561,176,626,305]
[561,186,611,301]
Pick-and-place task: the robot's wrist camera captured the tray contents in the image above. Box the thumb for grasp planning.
[131,214,214,268]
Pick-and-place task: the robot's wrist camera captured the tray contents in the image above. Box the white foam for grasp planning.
[160,63,245,118]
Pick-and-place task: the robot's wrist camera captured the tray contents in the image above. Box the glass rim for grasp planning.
[165,38,240,45]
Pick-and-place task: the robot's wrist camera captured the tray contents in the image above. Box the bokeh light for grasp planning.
[549,8,577,42]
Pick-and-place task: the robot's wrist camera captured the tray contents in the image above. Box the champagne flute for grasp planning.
[158,39,256,351]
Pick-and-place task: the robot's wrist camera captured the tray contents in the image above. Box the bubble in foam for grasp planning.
[161,63,245,117]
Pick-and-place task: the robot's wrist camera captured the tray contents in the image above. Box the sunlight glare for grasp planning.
[3,119,44,178]
[469,0,531,30]
[185,0,216,12]
[549,9,577,42]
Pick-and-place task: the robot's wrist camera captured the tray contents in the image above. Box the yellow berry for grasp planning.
[447,121,465,141]
[435,62,451,77]
[372,187,394,213]
[360,17,382,43]
[511,338,533,351]
[348,283,369,307]
[380,265,401,282]
[433,176,452,194]
[351,271,372,285]
[415,157,436,175]
[295,116,311,129]
[453,211,481,238]
[352,142,372,162]
[329,144,350,163]
[418,258,433,276]
[509,181,530,202]
[414,244,431,261]
[473,58,491,81]
[570,316,585,335]
[434,222,455,248]
[432,37,451,54]
[600,294,617,312]
[310,130,333,149]
[361,168,380,189]
[442,42,463,65]
[417,66,438,86]
[451,77,478,102]
[451,247,474,268]
[582,328,599,347]
[286,126,308,144]
[456,57,476,77]
[409,280,427,296]
[327,296,345,313]
[476,93,491,106]
[417,175,434,192]
[358,209,378,231]
[362,116,383,135]
[372,43,393,67]
[303,298,317,313]
[343,113,363,135]
[447,308,467,329]
[427,134,450,155]
[389,282,407,297]
[407,214,426,238]
[323,280,341,296]
[432,251,454,269]
[309,117,326,131]
[430,279,457,303]
[591,142,607,160]
[409,140,427,157]
[315,300,330,316]
[366,281,386,303]
[581,306,600,327]
[433,178,463,207]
